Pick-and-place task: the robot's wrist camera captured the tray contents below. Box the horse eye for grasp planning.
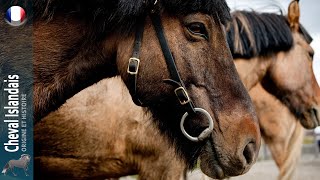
[187,23,208,40]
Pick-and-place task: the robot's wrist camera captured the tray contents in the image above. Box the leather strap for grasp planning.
[150,13,196,114]
[125,8,213,142]
[127,17,146,106]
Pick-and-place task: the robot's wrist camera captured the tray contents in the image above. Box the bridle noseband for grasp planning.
[127,8,214,142]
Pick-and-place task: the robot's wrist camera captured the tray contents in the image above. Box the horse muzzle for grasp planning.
[301,106,320,129]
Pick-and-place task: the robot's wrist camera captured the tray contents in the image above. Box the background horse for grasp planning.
[2,154,31,176]
[227,1,319,179]
[35,1,318,179]
[0,0,261,179]
[228,0,320,129]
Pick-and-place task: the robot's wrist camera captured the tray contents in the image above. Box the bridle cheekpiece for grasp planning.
[127,0,214,142]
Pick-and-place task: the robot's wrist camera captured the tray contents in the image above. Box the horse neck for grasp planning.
[251,84,304,180]
[33,16,119,121]
[234,56,273,90]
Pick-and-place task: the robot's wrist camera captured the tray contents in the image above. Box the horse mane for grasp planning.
[227,10,294,58]
[1,0,230,37]
[299,24,313,44]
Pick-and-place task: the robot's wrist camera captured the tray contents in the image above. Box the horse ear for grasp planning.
[288,0,300,32]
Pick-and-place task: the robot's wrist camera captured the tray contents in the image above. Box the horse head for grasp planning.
[227,1,319,129]
[1,0,261,178]
[261,0,320,128]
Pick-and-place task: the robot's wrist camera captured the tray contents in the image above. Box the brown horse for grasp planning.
[35,2,317,179]
[1,0,261,179]
[228,0,320,129]
[250,84,304,180]
[228,1,319,178]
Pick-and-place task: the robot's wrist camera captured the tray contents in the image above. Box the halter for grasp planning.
[127,8,214,142]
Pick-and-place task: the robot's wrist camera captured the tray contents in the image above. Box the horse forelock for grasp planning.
[299,24,313,44]
[161,0,231,25]
[0,0,230,38]
[227,11,294,59]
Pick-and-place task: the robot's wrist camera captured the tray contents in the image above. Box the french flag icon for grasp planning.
[5,6,27,26]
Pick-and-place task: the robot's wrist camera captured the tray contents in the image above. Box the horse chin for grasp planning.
[199,158,225,179]
[300,108,320,129]
[311,107,320,127]
[199,140,226,179]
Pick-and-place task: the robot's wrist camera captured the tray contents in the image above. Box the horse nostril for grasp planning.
[243,142,256,165]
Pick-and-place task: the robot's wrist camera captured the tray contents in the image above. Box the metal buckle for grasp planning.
[127,57,140,75]
[174,87,191,105]
[180,108,214,142]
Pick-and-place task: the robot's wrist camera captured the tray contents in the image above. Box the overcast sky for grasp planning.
[226,0,320,86]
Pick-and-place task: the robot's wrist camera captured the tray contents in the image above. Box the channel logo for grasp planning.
[5,6,27,26]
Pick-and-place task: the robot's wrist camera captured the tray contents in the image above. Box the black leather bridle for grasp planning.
[127,4,214,142]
